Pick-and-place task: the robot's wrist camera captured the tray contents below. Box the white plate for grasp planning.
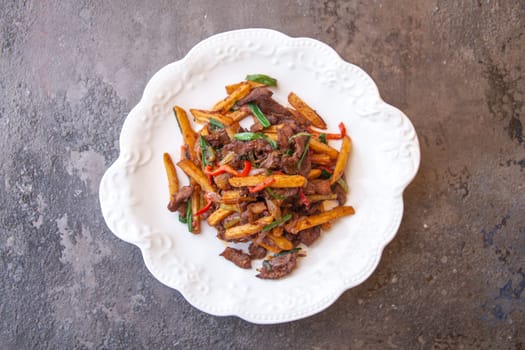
[99,28,420,324]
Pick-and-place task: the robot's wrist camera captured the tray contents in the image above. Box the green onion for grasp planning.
[186,199,193,233]
[223,217,240,229]
[262,214,292,232]
[199,135,216,165]
[248,102,271,128]
[284,149,293,156]
[320,169,332,179]
[233,132,278,149]
[245,74,277,86]
[262,260,273,271]
[319,133,327,144]
[219,151,236,165]
[210,118,225,129]
[290,132,311,139]
[272,247,301,257]
[266,188,285,200]
[219,203,241,213]
[178,214,187,224]
[297,135,311,171]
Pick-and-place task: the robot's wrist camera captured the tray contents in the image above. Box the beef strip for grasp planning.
[203,129,230,148]
[333,182,347,205]
[237,87,273,105]
[220,247,252,269]
[167,185,193,212]
[256,251,299,279]
[297,226,321,246]
[311,179,332,195]
[259,151,281,169]
[249,243,268,259]
[277,124,294,150]
[257,97,292,120]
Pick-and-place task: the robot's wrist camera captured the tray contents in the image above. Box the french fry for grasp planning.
[263,124,285,134]
[288,92,327,129]
[257,241,281,254]
[225,121,240,140]
[287,206,355,234]
[330,135,352,185]
[163,153,179,198]
[310,153,332,166]
[224,216,274,240]
[268,234,294,251]
[226,109,250,122]
[229,175,307,188]
[191,183,201,234]
[271,226,284,237]
[173,106,197,159]
[212,83,251,112]
[248,201,267,214]
[309,138,339,160]
[190,109,235,126]
[221,190,256,204]
[176,159,215,193]
[225,81,264,94]
[307,169,322,180]
[207,207,234,227]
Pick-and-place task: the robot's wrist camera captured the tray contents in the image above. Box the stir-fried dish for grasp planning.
[163,74,355,279]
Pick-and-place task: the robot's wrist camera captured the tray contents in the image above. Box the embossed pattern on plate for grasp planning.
[99,28,420,324]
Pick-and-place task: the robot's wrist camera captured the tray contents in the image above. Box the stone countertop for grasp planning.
[1,1,524,349]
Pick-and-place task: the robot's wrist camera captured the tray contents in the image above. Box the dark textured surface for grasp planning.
[1,1,524,348]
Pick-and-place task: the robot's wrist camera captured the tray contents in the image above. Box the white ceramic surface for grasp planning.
[99,28,420,324]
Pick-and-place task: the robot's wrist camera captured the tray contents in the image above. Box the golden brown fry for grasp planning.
[176,159,215,193]
[268,234,294,251]
[221,190,256,204]
[229,175,307,188]
[271,226,284,237]
[223,216,274,240]
[248,201,267,214]
[307,169,322,180]
[330,135,352,185]
[225,122,240,140]
[207,208,234,226]
[257,241,281,254]
[288,206,355,234]
[263,124,284,134]
[163,153,179,197]
[173,106,197,159]
[225,81,264,94]
[306,194,338,202]
[190,109,235,126]
[309,138,339,160]
[226,109,250,122]
[191,183,201,234]
[310,153,333,166]
[212,83,251,112]
[288,92,327,129]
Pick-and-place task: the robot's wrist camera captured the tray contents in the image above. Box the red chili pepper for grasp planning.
[298,188,310,207]
[205,160,251,177]
[248,177,276,193]
[205,165,214,184]
[195,195,213,216]
[308,122,346,140]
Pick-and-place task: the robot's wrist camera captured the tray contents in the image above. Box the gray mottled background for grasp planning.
[1,1,524,349]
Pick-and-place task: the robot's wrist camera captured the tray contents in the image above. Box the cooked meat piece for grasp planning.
[222,139,272,157]
[167,185,193,212]
[297,152,311,177]
[249,120,265,132]
[286,108,311,126]
[237,87,273,105]
[256,251,299,279]
[281,155,298,175]
[305,202,321,215]
[298,226,321,246]
[220,247,252,269]
[277,124,294,150]
[249,243,268,259]
[311,179,332,195]
[239,207,255,225]
[257,97,292,120]
[213,173,231,190]
[203,129,230,148]
[259,151,281,169]
[333,182,347,205]
[304,181,316,195]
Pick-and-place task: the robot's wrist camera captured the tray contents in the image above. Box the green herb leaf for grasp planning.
[245,74,278,87]
[297,135,311,171]
[320,169,332,179]
[319,133,327,144]
[266,188,285,200]
[233,132,278,150]
[272,247,302,257]
[210,118,225,129]
[186,198,193,233]
[262,214,292,232]
[248,102,271,128]
[178,214,187,224]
